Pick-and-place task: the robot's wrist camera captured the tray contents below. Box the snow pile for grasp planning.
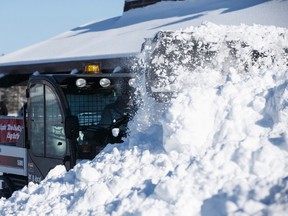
[1,23,288,215]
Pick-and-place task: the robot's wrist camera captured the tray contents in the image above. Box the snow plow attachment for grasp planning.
[141,29,288,102]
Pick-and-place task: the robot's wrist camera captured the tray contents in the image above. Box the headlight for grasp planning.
[128,78,136,87]
[76,78,86,88]
[99,78,111,88]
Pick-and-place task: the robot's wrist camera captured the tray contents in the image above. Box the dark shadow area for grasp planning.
[201,193,228,216]
[269,136,286,146]
[70,0,270,36]
[255,87,276,129]
[268,133,288,151]
[261,176,288,205]
[150,14,204,30]
[0,73,31,87]
[141,179,157,196]
[129,124,165,153]
[220,0,270,13]
[124,0,162,12]
[255,116,274,128]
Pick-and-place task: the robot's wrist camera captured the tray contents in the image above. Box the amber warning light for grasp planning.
[84,64,101,73]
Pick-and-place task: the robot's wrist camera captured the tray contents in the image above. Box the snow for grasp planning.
[0,0,288,65]
[1,0,288,215]
[1,22,288,215]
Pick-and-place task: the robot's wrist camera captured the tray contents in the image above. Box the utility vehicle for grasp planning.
[0,64,135,198]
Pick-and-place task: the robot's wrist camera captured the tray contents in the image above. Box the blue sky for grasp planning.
[0,0,124,55]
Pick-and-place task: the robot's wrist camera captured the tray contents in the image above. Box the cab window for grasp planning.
[30,84,66,158]
[30,84,44,156]
[45,87,66,157]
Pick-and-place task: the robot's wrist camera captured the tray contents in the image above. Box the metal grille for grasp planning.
[66,94,116,126]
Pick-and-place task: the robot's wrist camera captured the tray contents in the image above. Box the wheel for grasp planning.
[0,175,15,198]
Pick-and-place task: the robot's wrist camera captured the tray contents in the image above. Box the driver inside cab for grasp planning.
[83,82,134,156]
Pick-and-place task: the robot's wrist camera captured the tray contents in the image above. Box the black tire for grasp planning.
[0,175,15,198]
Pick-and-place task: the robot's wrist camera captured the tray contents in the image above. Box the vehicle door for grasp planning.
[27,83,69,183]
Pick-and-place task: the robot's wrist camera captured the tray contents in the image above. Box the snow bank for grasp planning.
[0,23,288,216]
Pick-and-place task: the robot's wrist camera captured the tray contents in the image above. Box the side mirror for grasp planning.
[65,115,79,139]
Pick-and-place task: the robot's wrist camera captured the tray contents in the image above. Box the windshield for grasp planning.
[66,89,117,126]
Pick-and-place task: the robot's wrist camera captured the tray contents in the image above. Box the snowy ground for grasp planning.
[0,23,287,216]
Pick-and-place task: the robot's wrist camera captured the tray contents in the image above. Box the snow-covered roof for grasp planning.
[0,0,287,67]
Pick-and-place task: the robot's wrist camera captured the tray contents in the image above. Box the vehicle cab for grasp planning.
[0,64,136,197]
[26,66,136,183]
